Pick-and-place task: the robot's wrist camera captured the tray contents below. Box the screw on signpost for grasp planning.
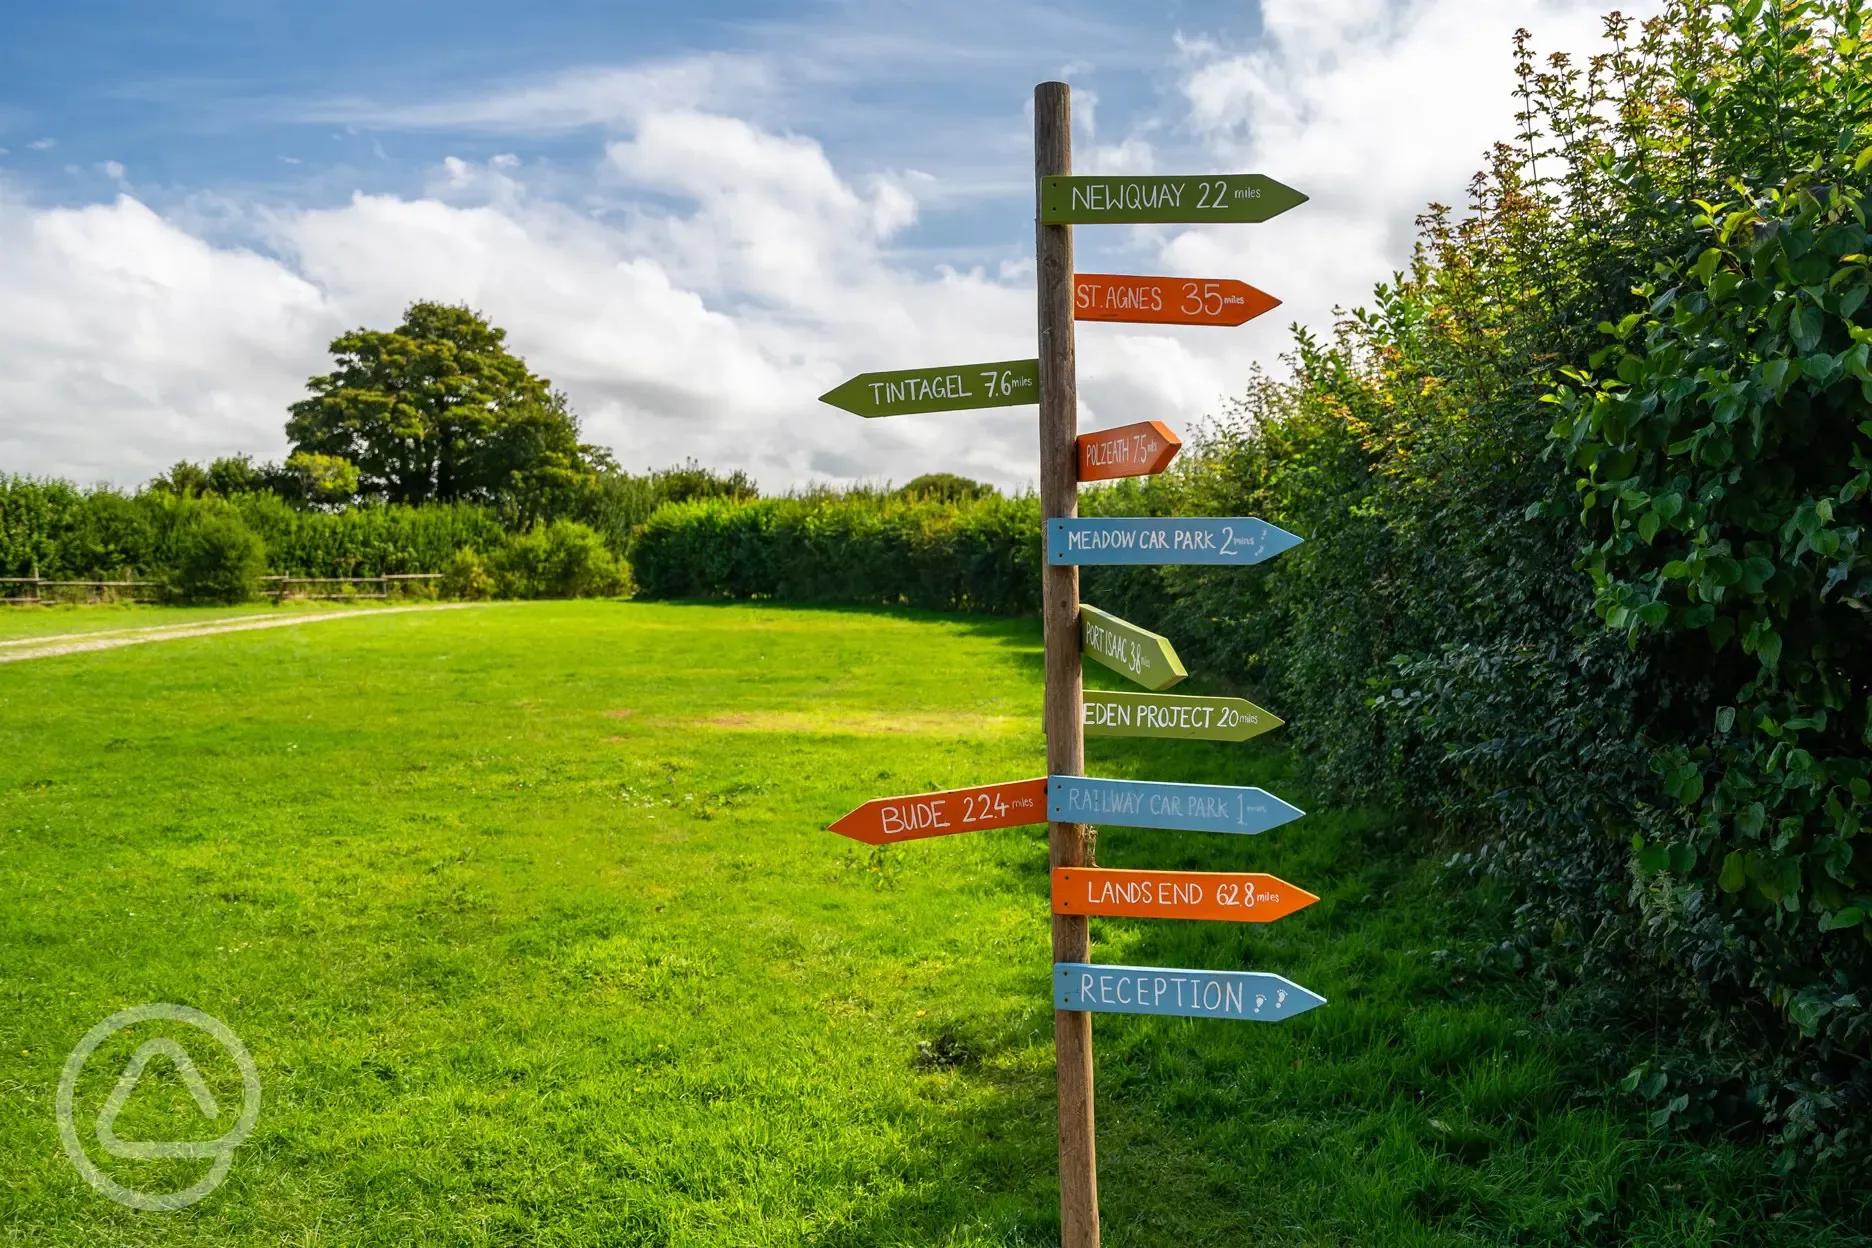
[1033,79,1099,1248]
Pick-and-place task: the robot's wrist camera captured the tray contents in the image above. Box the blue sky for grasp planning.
[0,0,1656,488]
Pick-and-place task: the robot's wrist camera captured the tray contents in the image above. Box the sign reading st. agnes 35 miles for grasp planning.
[1047,776,1304,836]
[1055,963,1326,1022]
[1049,518,1302,566]
[819,359,1038,418]
[1041,175,1307,225]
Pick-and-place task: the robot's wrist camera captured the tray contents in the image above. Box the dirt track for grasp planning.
[0,603,491,664]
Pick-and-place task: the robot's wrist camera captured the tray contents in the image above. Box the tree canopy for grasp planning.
[286,302,601,511]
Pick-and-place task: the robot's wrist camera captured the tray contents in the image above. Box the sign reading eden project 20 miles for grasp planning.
[1050,518,1302,566]
[1041,175,1307,224]
[820,359,1039,418]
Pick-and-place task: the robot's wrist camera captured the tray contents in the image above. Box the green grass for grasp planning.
[0,601,1862,1245]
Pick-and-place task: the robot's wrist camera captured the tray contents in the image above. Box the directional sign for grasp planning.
[1047,775,1304,836]
[1055,963,1326,1022]
[1077,421,1180,483]
[819,359,1038,418]
[829,777,1046,845]
[1049,518,1302,566]
[1053,868,1317,923]
[1075,274,1280,327]
[1083,690,1282,742]
[1080,605,1185,691]
[1041,175,1307,225]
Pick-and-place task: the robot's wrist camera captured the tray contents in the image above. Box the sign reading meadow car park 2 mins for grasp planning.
[818,81,1326,1247]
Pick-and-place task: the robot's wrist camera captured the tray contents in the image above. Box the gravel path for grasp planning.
[0,603,492,664]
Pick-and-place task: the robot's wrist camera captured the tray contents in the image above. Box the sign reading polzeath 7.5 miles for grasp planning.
[1047,775,1304,836]
[1049,517,1303,566]
[820,359,1038,418]
[1078,421,1180,483]
[829,777,1046,844]
[1041,175,1307,225]
[1053,867,1318,923]
[1083,690,1282,742]
[1055,963,1326,1022]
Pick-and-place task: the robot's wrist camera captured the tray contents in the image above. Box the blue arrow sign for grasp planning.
[1048,518,1302,566]
[1055,963,1326,1021]
[1047,775,1304,835]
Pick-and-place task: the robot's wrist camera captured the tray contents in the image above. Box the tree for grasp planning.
[264,452,361,509]
[285,302,601,507]
[898,473,997,503]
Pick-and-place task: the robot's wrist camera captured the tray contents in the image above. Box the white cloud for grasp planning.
[0,0,1672,492]
[102,161,125,181]
[26,138,56,151]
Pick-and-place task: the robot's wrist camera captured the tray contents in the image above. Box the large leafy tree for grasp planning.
[286,302,600,509]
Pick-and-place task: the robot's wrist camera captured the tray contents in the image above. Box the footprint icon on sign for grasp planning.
[1276,989,1288,1010]
[1253,994,1265,1013]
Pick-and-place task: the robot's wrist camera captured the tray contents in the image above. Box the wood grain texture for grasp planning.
[1035,78,1101,1248]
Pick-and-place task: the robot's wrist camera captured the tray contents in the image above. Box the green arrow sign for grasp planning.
[1040,175,1307,225]
[1080,604,1186,691]
[819,359,1039,418]
[1083,690,1282,742]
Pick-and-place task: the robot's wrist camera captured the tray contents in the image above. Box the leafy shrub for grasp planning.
[492,520,631,599]
[439,547,494,600]
[168,512,267,604]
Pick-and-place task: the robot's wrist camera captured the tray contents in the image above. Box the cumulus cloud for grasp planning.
[0,0,1669,491]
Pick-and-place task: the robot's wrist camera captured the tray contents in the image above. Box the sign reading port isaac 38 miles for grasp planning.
[1041,175,1307,225]
[820,359,1039,418]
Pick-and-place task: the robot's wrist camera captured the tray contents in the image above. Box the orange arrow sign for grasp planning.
[1078,420,1181,483]
[829,777,1047,845]
[1051,867,1318,923]
[1074,274,1280,327]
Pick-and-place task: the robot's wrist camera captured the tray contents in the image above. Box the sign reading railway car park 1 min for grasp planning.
[1040,174,1308,225]
[829,777,1046,844]
[1075,274,1281,327]
[1050,517,1304,566]
[1077,420,1180,483]
[1053,867,1318,923]
[1080,604,1186,691]
[1083,690,1283,741]
[1055,963,1326,1022]
[819,358,1039,418]
[1047,775,1305,836]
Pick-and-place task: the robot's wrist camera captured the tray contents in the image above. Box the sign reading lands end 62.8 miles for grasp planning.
[1041,175,1307,224]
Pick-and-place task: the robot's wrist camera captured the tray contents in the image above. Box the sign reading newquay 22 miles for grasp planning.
[1050,518,1302,566]
[1083,690,1282,742]
[1055,963,1326,1022]
[1041,175,1307,225]
[1048,775,1303,835]
[820,359,1038,418]
[1080,605,1186,692]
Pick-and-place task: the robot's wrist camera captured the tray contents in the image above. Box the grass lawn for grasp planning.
[0,600,410,644]
[0,601,1863,1245]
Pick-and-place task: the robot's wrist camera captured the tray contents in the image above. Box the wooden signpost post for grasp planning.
[1053,867,1317,923]
[1079,604,1186,691]
[1083,690,1282,741]
[818,81,1320,1246]
[1075,274,1279,327]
